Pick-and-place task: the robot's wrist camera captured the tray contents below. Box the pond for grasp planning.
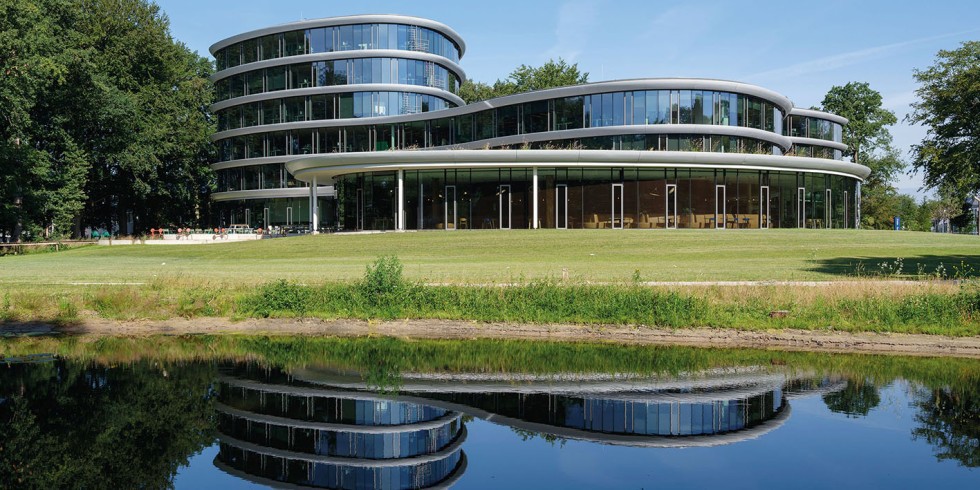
[0,336,978,488]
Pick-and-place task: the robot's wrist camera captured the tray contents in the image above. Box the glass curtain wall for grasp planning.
[336,169,858,231]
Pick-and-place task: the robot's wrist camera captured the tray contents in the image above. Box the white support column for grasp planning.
[532,167,539,229]
[397,169,405,231]
[311,175,319,234]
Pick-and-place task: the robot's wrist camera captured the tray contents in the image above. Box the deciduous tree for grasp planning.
[459,57,589,103]
[908,41,980,194]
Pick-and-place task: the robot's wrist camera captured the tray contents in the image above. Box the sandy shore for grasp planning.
[2,318,977,359]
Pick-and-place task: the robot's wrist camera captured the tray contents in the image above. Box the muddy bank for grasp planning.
[1,318,974,359]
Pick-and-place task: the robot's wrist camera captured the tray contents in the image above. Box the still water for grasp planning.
[1,339,978,489]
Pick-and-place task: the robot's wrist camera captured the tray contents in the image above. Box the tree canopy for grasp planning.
[819,82,904,228]
[459,57,589,103]
[0,0,214,241]
[908,41,980,195]
[821,82,898,167]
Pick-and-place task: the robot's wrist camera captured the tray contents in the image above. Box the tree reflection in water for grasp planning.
[913,385,980,467]
[822,378,881,418]
[0,360,216,489]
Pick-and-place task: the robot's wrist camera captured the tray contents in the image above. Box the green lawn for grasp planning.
[2,229,979,285]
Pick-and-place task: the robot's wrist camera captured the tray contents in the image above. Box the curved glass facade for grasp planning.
[335,168,857,231]
[215,22,462,70]
[215,58,461,103]
[209,15,865,232]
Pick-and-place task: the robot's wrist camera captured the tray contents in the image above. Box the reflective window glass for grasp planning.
[670,91,679,124]
[337,94,353,119]
[601,92,614,126]
[284,96,307,122]
[245,134,262,159]
[716,93,730,125]
[523,100,549,134]
[241,39,258,64]
[311,94,333,120]
[290,129,315,155]
[474,110,494,140]
[431,117,452,146]
[632,91,645,124]
[228,74,244,99]
[283,30,307,56]
[261,99,280,125]
[260,35,279,60]
[497,105,519,137]
[289,64,312,89]
[268,131,287,156]
[266,67,285,92]
[455,114,473,143]
[679,90,693,124]
[226,44,241,68]
[554,96,584,130]
[243,102,260,127]
[612,92,625,126]
[245,71,263,95]
[309,28,327,53]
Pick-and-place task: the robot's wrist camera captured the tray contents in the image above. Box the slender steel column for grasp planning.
[311,175,319,234]
[532,167,539,229]
[397,169,405,231]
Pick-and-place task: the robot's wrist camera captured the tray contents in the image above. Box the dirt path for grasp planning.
[0,318,973,359]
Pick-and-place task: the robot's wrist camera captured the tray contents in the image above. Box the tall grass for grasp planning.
[4,257,980,335]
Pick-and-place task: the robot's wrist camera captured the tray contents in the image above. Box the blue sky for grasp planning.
[155,0,980,198]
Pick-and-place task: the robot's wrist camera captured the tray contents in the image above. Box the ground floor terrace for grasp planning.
[332,167,858,231]
[214,166,859,231]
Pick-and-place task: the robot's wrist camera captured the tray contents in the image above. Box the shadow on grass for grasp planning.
[809,254,980,279]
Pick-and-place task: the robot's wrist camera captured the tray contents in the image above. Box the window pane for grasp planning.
[523,100,548,134]
[284,96,306,122]
[612,92,625,126]
[289,64,312,89]
[266,68,285,92]
[554,96,584,130]
[241,39,258,64]
[497,105,519,137]
[633,91,646,124]
[679,90,692,124]
[309,28,327,53]
[262,99,280,124]
[455,114,473,143]
[260,35,279,60]
[283,30,306,56]
[601,92,613,126]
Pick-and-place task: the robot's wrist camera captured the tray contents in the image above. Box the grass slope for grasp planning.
[2,229,979,286]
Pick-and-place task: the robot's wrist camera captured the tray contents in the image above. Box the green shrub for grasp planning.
[362,256,406,299]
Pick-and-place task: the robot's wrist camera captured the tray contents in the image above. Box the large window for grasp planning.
[523,100,549,134]
[497,105,519,137]
[288,64,313,89]
[554,96,584,130]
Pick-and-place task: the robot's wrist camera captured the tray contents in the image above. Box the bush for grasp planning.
[361,256,407,304]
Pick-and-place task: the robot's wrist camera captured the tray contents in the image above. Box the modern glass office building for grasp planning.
[210,15,868,231]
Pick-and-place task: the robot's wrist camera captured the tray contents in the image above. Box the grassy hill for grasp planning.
[2,229,979,286]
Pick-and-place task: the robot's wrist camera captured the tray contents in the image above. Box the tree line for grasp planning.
[0,0,214,242]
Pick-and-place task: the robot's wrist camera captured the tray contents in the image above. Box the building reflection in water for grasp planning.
[295,368,845,448]
[215,364,844,488]
[214,364,467,489]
